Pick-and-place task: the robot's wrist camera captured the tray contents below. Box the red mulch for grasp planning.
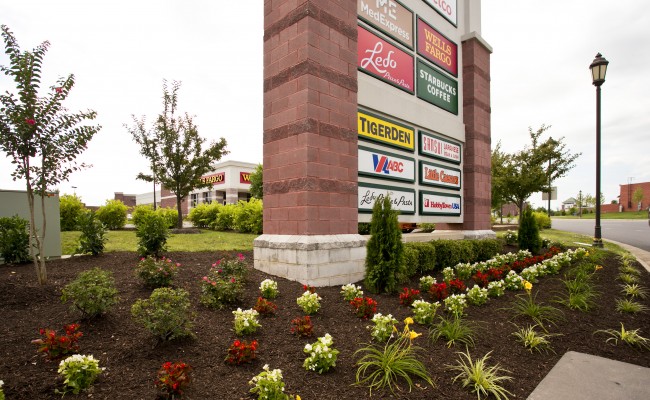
[1,249,649,399]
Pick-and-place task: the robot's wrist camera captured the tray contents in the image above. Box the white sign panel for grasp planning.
[419,161,461,190]
[420,191,461,216]
[359,183,416,213]
[359,146,415,182]
[419,130,461,164]
[423,0,457,26]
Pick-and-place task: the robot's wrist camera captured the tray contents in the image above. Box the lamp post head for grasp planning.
[590,53,609,87]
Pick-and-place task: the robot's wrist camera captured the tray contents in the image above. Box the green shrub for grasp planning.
[211,204,237,231]
[418,223,436,233]
[136,213,169,257]
[471,239,502,262]
[131,204,154,227]
[358,223,371,234]
[131,287,194,341]
[0,215,31,264]
[518,207,542,254]
[404,242,436,273]
[95,199,128,230]
[399,246,419,283]
[156,207,178,229]
[76,211,107,255]
[532,211,551,230]
[135,256,179,288]
[233,199,263,234]
[432,240,462,270]
[188,202,221,228]
[61,268,119,318]
[456,241,477,264]
[364,196,403,294]
[59,194,85,231]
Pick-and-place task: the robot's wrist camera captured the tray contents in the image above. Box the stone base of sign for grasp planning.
[253,234,367,287]
[462,230,497,240]
[400,230,496,243]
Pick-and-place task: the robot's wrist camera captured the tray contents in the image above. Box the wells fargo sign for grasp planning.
[417,17,457,76]
[416,59,458,115]
[200,172,225,185]
[358,25,414,93]
[357,0,414,49]
[358,145,415,182]
[419,130,461,164]
[358,109,415,151]
[358,183,415,214]
[419,160,461,190]
[240,172,251,184]
[419,190,461,216]
[423,0,457,26]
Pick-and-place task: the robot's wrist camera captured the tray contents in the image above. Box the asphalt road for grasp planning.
[551,218,650,252]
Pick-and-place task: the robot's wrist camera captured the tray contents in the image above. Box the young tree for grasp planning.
[632,187,644,211]
[0,25,100,285]
[491,145,508,223]
[127,81,228,228]
[491,125,580,223]
[364,196,403,294]
[249,164,263,199]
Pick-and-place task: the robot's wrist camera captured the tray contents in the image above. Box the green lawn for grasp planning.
[61,230,257,255]
[496,228,628,255]
[553,211,647,220]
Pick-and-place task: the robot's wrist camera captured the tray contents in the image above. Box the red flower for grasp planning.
[399,287,421,306]
[55,87,63,93]
[25,118,35,125]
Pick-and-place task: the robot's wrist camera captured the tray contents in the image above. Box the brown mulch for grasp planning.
[1,249,649,399]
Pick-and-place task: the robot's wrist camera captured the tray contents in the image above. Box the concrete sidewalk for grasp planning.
[528,351,650,400]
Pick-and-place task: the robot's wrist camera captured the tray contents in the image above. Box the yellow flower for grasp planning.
[404,317,414,326]
[392,325,398,333]
[594,265,603,271]
[523,281,533,292]
[296,396,301,400]
[409,331,421,340]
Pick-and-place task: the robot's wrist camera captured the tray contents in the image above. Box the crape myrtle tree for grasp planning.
[127,80,228,228]
[491,125,580,224]
[0,25,100,285]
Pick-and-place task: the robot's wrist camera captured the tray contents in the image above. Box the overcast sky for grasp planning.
[1,1,649,211]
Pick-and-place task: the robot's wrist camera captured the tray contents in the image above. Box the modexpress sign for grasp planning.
[357,0,414,49]
[416,59,458,114]
[359,145,415,182]
[358,109,415,151]
[358,25,414,93]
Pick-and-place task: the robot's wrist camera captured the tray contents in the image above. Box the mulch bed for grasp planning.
[1,248,649,399]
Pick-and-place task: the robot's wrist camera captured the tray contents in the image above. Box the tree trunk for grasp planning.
[25,166,47,285]
[176,194,183,229]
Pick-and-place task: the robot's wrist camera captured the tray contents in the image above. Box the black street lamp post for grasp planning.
[590,53,609,248]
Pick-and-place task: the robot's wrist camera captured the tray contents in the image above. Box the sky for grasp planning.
[1,1,649,211]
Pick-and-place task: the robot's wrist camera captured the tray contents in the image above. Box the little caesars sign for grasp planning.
[356,0,462,219]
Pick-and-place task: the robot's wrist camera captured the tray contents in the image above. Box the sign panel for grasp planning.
[416,59,458,114]
[201,172,225,185]
[417,17,457,76]
[541,187,557,201]
[358,110,415,151]
[240,172,251,184]
[359,145,415,182]
[419,190,461,216]
[419,130,461,164]
[359,183,416,214]
[358,25,414,93]
[423,0,457,26]
[419,160,461,190]
[357,0,414,49]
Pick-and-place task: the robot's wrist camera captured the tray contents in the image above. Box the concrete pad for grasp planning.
[528,351,650,400]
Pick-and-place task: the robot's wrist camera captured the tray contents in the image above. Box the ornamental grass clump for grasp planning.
[430,315,477,348]
[370,313,398,342]
[411,300,440,325]
[61,267,119,319]
[303,334,339,374]
[297,291,322,315]
[131,287,195,342]
[355,318,434,395]
[510,282,563,330]
[620,283,649,299]
[595,323,650,350]
[447,350,513,400]
[233,308,261,336]
[615,298,649,314]
[259,279,279,299]
[134,256,179,288]
[156,361,192,399]
[511,325,556,354]
[57,354,103,395]
[340,283,364,301]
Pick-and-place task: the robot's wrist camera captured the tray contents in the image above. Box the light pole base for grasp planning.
[592,238,604,248]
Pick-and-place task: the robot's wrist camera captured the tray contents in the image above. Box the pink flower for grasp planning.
[231,278,236,283]
[55,87,63,93]
[176,263,181,267]
[238,253,245,261]
[25,118,35,125]
[211,281,216,286]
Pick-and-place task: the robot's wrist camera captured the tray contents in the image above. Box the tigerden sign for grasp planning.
[358,183,416,213]
[358,109,415,151]
[358,25,414,93]
[357,0,414,48]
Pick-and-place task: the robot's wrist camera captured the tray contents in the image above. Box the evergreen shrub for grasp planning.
[61,268,119,318]
[471,239,503,262]
[76,211,107,255]
[233,199,263,234]
[404,242,436,273]
[0,215,31,264]
[131,287,194,341]
[518,207,542,254]
[136,213,169,257]
[364,196,403,294]
[431,240,462,270]
[532,211,552,229]
[59,194,85,231]
[95,199,128,230]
